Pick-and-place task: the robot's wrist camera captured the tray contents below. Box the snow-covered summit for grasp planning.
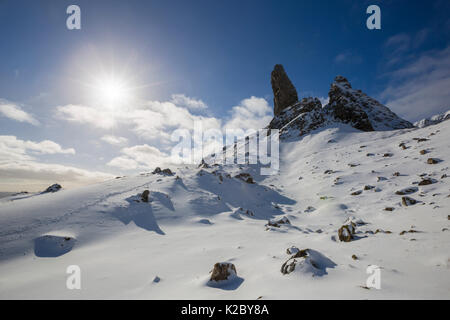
[414,109,450,128]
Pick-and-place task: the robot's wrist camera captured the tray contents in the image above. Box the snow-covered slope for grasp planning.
[0,120,449,299]
[415,110,450,128]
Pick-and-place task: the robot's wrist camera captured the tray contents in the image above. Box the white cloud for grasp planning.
[0,100,39,125]
[101,135,128,146]
[380,46,450,121]
[56,104,116,129]
[223,96,273,131]
[107,144,176,170]
[0,162,112,183]
[0,135,112,191]
[170,94,208,110]
[334,52,363,64]
[56,99,221,145]
[0,135,75,161]
[57,95,274,171]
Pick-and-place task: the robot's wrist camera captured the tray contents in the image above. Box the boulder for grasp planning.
[152,167,162,174]
[210,262,237,282]
[338,224,355,242]
[141,190,150,203]
[427,158,440,164]
[402,196,417,206]
[418,178,435,186]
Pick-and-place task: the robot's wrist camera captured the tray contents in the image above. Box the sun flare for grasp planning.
[94,76,131,108]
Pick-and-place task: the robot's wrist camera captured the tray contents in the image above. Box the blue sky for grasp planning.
[1,0,449,191]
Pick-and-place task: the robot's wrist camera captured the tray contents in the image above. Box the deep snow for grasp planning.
[0,119,449,299]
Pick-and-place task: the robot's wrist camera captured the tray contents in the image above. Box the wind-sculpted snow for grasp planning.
[0,120,449,299]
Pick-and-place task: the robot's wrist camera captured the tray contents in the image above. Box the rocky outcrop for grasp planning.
[268,72,413,139]
[271,64,298,116]
[268,97,322,130]
[328,76,413,131]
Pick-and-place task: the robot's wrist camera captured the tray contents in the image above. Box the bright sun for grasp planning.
[95,76,131,108]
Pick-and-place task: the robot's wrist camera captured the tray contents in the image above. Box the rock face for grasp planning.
[271,64,298,116]
[268,73,413,139]
[328,76,374,132]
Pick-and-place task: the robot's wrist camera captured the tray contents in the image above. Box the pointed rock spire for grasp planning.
[271,64,298,116]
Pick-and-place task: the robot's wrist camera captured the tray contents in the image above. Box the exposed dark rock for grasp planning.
[234,173,255,184]
[43,184,62,193]
[198,159,210,169]
[427,158,440,164]
[210,262,237,282]
[399,230,419,235]
[152,167,162,174]
[328,77,374,132]
[395,187,418,195]
[153,167,174,176]
[267,72,413,139]
[402,196,417,206]
[338,224,355,242]
[141,190,150,203]
[266,216,291,228]
[351,190,363,196]
[418,178,435,186]
[271,64,299,116]
[280,248,335,276]
[269,97,322,130]
[162,168,174,175]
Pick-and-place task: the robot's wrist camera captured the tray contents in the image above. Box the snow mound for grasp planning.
[281,248,336,277]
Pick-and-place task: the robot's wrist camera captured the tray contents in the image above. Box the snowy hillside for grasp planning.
[0,118,449,299]
[414,110,450,128]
